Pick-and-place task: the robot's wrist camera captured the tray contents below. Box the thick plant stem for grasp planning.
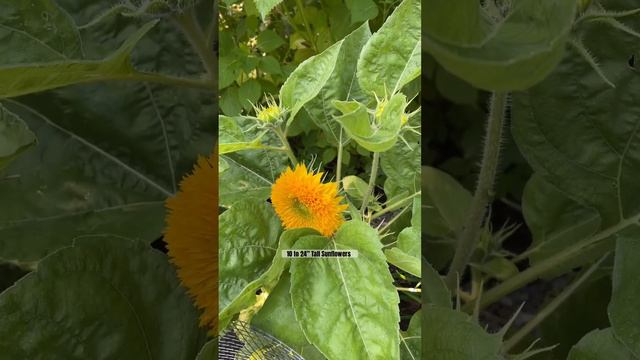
[336,130,344,189]
[274,127,298,166]
[445,92,508,289]
[173,9,216,84]
[360,152,380,216]
[503,255,607,352]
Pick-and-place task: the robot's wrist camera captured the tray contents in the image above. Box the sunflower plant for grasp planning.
[218,0,420,359]
[424,0,640,359]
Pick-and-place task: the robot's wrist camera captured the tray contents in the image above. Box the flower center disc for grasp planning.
[291,197,312,219]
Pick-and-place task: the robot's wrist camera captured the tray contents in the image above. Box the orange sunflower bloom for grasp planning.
[271,164,347,236]
[165,150,217,334]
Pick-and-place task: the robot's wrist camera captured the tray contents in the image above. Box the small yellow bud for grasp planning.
[254,95,282,123]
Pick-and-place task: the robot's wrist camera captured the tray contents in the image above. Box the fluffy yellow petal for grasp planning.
[165,150,217,334]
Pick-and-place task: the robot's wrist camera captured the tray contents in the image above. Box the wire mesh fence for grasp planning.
[219,320,305,360]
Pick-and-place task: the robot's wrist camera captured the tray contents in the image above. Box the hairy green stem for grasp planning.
[173,8,216,84]
[503,255,607,352]
[445,92,508,289]
[336,130,344,189]
[274,127,298,166]
[464,213,640,313]
[360,152,380,216]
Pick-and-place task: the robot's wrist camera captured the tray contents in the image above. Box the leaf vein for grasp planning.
[4,99,173,197]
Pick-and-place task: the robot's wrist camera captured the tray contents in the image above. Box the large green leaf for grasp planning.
[568,328,636,360]
[0,5,214,262]
[512,13,640,286]
[0,237,206,359]
[0,0,81,63]
[219,116,287,207]
[0,105,36,171]
[218,228,317,332]
[357,0,420,95]
[400,310,421,360]
[381,118,420,199]
[513,15,640,228]
[280,39,342,125]
[290,221,400,360]
[219,153,280,207]
[304,22,371,144]
[521,174,604,278]
[219,199,282,310]
[609,236,640,356]
[423,305,502,360]
[424,0,575,91]
[423,0,492,46]
[252,273,326,360]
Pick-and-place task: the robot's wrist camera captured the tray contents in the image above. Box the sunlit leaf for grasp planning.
[290,221,400,360]
[357,0,420,95]
[280,40,342,125]
[218,199,282,311]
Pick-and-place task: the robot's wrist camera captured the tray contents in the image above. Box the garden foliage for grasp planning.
[218,0,421,359]
[0,0,215,357]
[425,0,640,359]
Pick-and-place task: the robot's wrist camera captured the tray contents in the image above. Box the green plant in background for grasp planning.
[218,0,408,171]
[424,0,640,359]
[0,0,215,358]
[219,0,420,202]
[218,0,420,358]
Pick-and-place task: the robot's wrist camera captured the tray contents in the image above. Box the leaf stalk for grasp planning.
[173,8,216,85]
[360,152,380,216]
